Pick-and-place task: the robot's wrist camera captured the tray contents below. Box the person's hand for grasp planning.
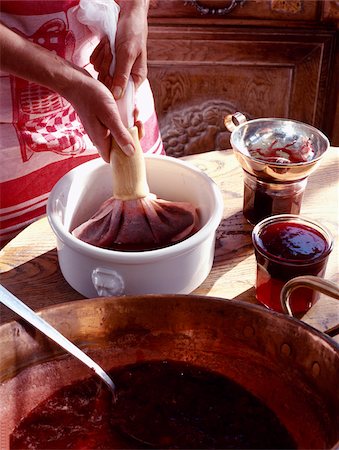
[90,0,149,100]
[64,73,145,161]
[62,71,136,162]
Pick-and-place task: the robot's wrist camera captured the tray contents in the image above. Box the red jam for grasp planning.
[243,174,305,225]
[10,360,296,449]
[249,139,315,163]
[257,222,328,261]
[254,221,330,314]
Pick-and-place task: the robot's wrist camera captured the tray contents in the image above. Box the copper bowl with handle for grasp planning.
[0,283,338,449]
[224,112,330,182]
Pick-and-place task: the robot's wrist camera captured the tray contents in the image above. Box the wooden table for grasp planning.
[1,148,338,342]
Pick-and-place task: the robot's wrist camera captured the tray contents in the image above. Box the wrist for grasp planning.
[58,66,96,108]
[116,0,150,14]
[55,62,91,100]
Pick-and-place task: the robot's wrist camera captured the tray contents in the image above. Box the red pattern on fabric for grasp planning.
[0,154,99,209]
[1,205,47,235]
[9,16,82,160]
[0,1,79,15]
[140,112,163,153]
[14,101,87,158]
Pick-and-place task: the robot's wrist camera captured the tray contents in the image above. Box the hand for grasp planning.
[90,0,149,99]
[65,74,145,161]
[63,71,136,162]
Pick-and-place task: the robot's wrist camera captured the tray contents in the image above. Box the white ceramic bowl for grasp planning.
[47,154,224,298]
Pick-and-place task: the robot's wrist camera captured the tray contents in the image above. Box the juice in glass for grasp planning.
[252,215,333,316]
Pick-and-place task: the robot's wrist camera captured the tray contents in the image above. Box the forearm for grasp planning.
[116,0,150,14]
[118,0,150,31]
[0,22,86,98]
[0,20,138,161]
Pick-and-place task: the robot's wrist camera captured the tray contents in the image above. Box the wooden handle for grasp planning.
[110,126,150,200]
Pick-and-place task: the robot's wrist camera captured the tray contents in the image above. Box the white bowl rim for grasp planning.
[47,154,224,263]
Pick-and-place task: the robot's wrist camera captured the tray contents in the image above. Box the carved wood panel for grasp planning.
[147,26,337,156]
[149,0,320,21]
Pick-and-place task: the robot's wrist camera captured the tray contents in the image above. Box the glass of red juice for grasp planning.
[252,214,333,316]
[242,171,308,225]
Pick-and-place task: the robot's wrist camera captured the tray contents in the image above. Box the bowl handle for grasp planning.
[280,275,339,337]
[92,267,125,297]
[224,112,248,132]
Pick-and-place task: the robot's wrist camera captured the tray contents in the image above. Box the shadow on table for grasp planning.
[214,211,254,262]
[0,249,84,324]
[194,211,256,297]
[232,286,257,304]
[0,211,256,323]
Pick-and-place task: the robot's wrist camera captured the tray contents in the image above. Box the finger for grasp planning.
[83,119,112,163]
[133,105,140,123]
[130,53,147,90]
[95,122,135,162]
[90,37,106,67]
[90,37,113,84]
[90,45,101,67]
[111,45,133,100]
[100,103,136,158]
[91,44,105,75]
[104,74,114,91]
[80,110,135,162]
[100,40,113,82]
[135,120,144,140]
[133,107,144,139]
[109,124,135,158]
[76,81,136,161]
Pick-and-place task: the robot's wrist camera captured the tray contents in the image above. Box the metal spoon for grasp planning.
[0,285,164,447]
[0,284,116,399]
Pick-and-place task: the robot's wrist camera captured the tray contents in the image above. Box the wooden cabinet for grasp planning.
[147,0,339,156]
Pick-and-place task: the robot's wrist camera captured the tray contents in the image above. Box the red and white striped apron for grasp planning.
[0,0,163,245]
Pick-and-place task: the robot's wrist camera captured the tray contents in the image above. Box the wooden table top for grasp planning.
[1,148,338,342]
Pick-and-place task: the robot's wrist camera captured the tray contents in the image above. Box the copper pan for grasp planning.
[0,292,338,449]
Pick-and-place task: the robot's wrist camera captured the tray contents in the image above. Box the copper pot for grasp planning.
[0,294,338,449]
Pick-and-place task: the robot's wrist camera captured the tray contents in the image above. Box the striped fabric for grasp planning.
[0,0,163,246]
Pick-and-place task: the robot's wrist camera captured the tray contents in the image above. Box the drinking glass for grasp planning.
[252,214,333,316]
